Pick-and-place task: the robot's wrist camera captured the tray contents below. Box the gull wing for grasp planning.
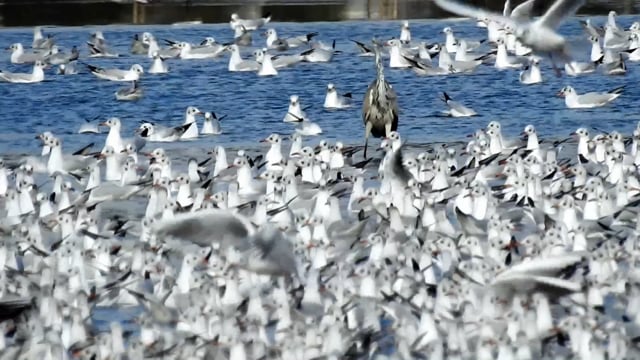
[510,0,536,21]
[536,0,585,29]
[433,0,518,29]
[0,72,32,83]
[577,92,617,106]
[152,208,256,248]
[247,226,298,275]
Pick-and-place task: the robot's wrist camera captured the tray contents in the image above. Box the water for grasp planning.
[0,15,638,157]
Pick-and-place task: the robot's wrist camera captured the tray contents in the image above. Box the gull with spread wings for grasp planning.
[433,0,585,74]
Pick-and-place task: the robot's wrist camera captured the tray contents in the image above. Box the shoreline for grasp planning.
[0,0,637,27]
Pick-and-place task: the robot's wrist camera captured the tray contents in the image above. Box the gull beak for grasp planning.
[99,122,107,127]
[556,91,565,97]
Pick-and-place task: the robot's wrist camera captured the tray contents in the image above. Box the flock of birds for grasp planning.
[2,0,640,359]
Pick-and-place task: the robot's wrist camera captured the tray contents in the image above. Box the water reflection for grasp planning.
[0,0,638,27]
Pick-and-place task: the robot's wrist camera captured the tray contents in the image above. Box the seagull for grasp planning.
[519,56,543,84]
[400,21,411,43]
[130,33,148,55]
[153,208,300,277]
[255,49,278,76]
[0,60,46,83]
[177,42,225,60]
[45,45,79,65]
[233,25,253,46]
[301,40,337,63]
[227,44,259,72]
[264,29,318,51]
[201,112,225,135]
[115,80,143,101]
[87,31,120,58]
[434,0,586,72]
[283,95,308,122]
[230,12,272,31]
[324,83,352,109]
[32,26,54,50]
[440,92,477,117]
[88,64,144,82]
[181,106,203,140]
[387,39,413,68]
[137,122,189,142]
[557,85,624,109]
[58,61,78,75]
[148,52,169,74]
[7,43,49,64]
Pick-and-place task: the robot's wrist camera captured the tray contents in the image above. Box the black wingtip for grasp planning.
[442,92,452,102]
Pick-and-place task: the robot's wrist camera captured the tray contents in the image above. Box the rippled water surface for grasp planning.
[0,15,639,156]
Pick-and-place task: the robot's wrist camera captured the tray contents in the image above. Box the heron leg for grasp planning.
[385,122,392,138]
[364,121,372,159]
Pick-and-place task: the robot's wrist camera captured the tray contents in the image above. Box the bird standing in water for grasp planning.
[362,39,398,159]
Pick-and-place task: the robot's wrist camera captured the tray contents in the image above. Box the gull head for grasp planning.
[262,133,281,145]
[487,121,502,132]
[570,127,589,139]
[523,124,536,136]
[326,83,335,92]
[289,95,299,106]
[264,28,277,38]
[99,146,116,159]
[186,106,202,117]
[100,117,121,129]
[201,37,216,46]
[141,32,154,44]
[7,43,22,52]
[557,85,574,97]
[442,27,453,35]
[387,39,401,47]
[131,64,144,74]
[402,21,410,29]
[231,13,240,21]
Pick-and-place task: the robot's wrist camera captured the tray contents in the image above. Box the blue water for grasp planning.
[0,16,638,155]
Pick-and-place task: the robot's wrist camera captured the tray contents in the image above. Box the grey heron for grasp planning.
[362,40,398,159]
